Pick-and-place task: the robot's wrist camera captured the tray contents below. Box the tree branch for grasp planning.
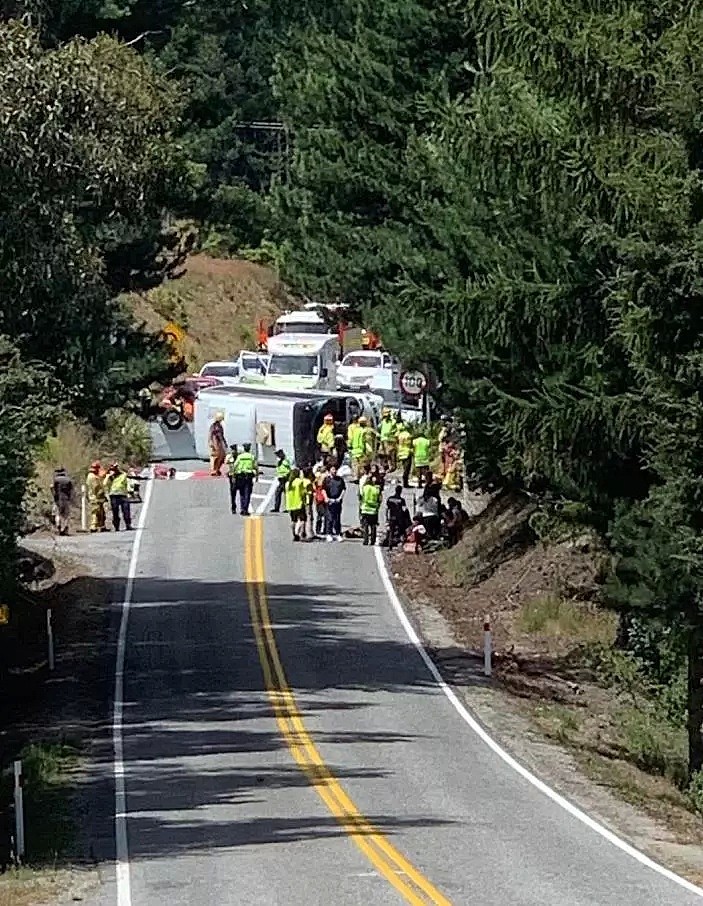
[124,30,163,47]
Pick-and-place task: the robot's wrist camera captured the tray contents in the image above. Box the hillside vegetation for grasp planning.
[3,0,703,808]
[125,254,291,370]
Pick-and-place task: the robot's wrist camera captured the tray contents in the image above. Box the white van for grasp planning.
[265,334,339,391]
[194,385,379,467]
[336,349,395,389]
[198,361,241,385]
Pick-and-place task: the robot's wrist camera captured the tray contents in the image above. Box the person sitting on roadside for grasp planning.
[404,515,427,554]
[417,487,442,539]
[445,496,469,547]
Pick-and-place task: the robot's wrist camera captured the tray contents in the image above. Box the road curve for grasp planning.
[90,471,702,906]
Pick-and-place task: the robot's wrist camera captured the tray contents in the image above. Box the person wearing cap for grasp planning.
[412,428,431,488]
[104,463,132,531]
[316,413,336,459]
[347,414,360,460]
[272,449,292,512]
[208,411,227,476]
[86,461,107,532]
[361,416,377,470]
[396,419,413,488]
[285,467,306,541]
[225,444,240,514]
[379,407,398,471]
[360,475,382,546]
[351,415,371,479]
[233,442,258,515]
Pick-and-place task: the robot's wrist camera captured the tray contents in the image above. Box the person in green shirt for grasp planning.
[412,431,431,488]
[104,463,132,531]
[360,476,382,546]
[233,442,258,515]
[285,468,306,541]
[272,449,292,513]
[379,408,398,471]
[350,415,368,479]
[396,421,413,488]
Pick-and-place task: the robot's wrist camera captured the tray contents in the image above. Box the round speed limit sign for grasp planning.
[400,370,428,396]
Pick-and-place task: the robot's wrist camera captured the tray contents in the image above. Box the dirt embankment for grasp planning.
[124,254,294,370]
[394,491,703,885]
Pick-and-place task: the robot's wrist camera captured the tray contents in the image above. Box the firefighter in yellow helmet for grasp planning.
[86,461,107,532]
[317,413,336,459]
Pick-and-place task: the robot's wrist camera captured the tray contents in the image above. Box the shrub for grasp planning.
[618,705,687,787]
[103,409,151,467]
[687,770,703,816]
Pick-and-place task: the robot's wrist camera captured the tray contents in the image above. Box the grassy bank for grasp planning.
[394,494,703,845]
[0,743,81,906]
[124,253,292,370]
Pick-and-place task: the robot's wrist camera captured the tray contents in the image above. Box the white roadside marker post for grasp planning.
[47,608,55,672]
[81,484,87,532]
[14,760,25,863]
[483,617,492,677]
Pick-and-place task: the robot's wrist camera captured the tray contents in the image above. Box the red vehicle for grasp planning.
[159,375,222,430]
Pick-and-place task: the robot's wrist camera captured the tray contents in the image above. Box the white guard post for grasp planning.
[47,608,55,671]
[81,484,88,531]
[14,760,25,862]
[483,617,492,677]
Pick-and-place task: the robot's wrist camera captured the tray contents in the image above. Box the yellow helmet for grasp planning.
[358,416,368,426]
[382,407,391,417]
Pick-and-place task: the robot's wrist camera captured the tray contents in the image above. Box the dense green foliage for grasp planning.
[5,0,703,779]
[271,0,703,777]
[0,16,186,589]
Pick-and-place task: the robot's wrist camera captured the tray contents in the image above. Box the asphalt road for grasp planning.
[90,470,703,906]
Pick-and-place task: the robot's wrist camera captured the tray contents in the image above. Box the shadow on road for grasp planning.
[3,571,471,868]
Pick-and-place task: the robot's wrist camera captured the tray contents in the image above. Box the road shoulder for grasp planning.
[381,549,703,890]
[0,529,137,906]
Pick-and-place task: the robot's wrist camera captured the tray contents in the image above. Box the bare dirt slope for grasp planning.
[125,254,293,369]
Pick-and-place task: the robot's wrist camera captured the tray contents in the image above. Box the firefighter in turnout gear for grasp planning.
[317,413,336,459]
[86,461,107,532]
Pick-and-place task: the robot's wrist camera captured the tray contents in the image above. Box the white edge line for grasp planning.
[113,470,155,906]
[254,478,278,515]
[373,546,703,899]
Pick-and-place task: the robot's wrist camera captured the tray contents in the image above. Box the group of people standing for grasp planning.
[208,402,465,549]
[272,451,347,543]
[51,460,136,536]
[342,409,432,489]
[85,461,136,532]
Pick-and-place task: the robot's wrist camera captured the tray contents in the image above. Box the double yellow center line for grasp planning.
[244,516,451,905]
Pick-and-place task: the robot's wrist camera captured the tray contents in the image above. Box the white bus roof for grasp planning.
[198,384,381,404]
